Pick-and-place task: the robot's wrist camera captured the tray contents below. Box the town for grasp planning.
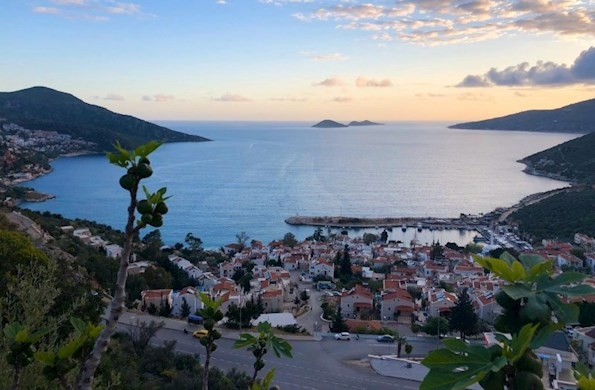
[41,209,595,390]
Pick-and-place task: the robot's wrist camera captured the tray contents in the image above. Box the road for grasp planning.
[150,328,441,390]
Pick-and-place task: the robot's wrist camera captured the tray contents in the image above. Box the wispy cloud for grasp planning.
[32,0,152,20]
[313,77,345,87]
[142,93,175,102]
[103,93,125,100]
[331,96,353,103]
[269,96,309,102]
[33,6,61,14]
[288,1,595,45]
[300,51,347,62]
[456,46,595,87]
[211,93,252,102]
[355,76,393,87]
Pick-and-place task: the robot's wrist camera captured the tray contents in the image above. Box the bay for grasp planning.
[22,121,578,249]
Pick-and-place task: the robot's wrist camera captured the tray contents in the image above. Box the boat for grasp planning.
[417,222,422,232]
[401,224,407,232]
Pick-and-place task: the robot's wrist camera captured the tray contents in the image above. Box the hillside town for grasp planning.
[56,213,595,390]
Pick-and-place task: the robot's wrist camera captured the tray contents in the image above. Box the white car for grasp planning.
[334,332,351,340]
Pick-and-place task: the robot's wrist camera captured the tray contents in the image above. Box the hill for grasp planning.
[312,119,348,128]
[0,86,209,151]
[508,186,595,243]
[450,98,595,133]
[519,132,595,184]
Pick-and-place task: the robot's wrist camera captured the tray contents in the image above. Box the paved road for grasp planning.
[149,327,434,390]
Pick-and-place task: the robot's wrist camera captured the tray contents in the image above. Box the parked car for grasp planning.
[192,329,209,339]
[334,332,351,340]
[377,334,395,343]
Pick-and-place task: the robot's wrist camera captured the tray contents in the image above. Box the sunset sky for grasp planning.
[3,0,595,122]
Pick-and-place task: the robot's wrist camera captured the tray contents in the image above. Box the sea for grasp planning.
[21,121,578,249]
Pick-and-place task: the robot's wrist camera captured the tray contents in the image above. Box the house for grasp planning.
[572,326,595,366]
[309,258,334,278]
[422,261,448,278]
[172,287,203,317]
[340,285,374,319]
[379,288,415,322]
[556,252,583,269]
[452,260,484,277]
[535,331,579,389]
[427,289,457,317]
[127,260,150,275]
[260,287,284,313]
[104,243,122,259]
[141,289,173,312]
[474,291,497,322]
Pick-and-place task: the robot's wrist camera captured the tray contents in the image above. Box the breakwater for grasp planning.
[284,215,486,230]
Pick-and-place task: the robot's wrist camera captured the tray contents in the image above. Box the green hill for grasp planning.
[450,98,595,133]
[519,132,595,184]
[0,86,209,151]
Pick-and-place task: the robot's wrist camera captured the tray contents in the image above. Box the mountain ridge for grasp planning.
[450,98,595,134]
[0,86,210,151]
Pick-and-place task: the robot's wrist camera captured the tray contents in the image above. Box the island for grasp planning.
[348,120,384,126]
[311,119,348,128]
[312,119,383,128]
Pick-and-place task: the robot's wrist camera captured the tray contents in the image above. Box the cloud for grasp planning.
[269,97,308,102]
[331,96,353,103]
[103,93,125,101]
[355,77,393,87]
[142,93,175,102]
[457,92,496,102]
[211,93,252,102]
[313,77,344,87]
[300,51,347,61]
[288,1,595,45]
[32,0,151,20]
[456,46,595,87]
[33,6,61,14]
[107,2,141,15]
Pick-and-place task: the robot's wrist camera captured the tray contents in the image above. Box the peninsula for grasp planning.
[449,97,595,134]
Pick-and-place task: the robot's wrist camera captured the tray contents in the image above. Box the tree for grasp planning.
[363,233,378,245]
[180,298,191,319]
[236,231,250,252]
[422,316,449,337]
[282,232,298,248]
[405,343,413,359]
[395,334,407,358]
[330,306,349,333]
[185,232,203,252]
[234,321,292,385]
[448,288,478,340]
[340,245,353,276]
[197,292,224,390]
[299,290,310,303]
[430,242,443,260]
[421,252,595,390]
[579,302,595,327]
[79,141,170,389]
[380,229,388,243]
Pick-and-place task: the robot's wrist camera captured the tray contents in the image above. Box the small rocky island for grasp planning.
[312,119,383,128]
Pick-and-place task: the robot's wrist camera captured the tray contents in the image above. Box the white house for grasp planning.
[172,287,203,317]
[309,258,334,278]
[104,243,122,259]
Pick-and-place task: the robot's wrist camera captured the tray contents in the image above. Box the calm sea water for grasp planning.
[22,121,577,248]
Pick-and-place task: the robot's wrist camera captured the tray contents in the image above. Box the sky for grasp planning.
[2,0,595,122]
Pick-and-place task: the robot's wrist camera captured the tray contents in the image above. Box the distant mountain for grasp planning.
[312,119,347,128]
[0,86,209,151]
[519,131,595,184]
[450,98,595,133]
[348,120,384,126]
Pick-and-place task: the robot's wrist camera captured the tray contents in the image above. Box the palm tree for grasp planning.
[395,334,407,358]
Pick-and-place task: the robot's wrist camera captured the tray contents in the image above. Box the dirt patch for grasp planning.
[346,359,370,368]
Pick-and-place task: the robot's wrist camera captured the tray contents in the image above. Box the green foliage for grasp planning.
[362,233,378,245]
[235,321,292,385]
[282,232,298,248]
[330,306,349,333]
[448,288,478,340]
[421,252,595,390]
[422,317,449,337]
[197,292,224,390]
[340,244,353,276]
[509,187,595,242]
[184,232,203,252]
